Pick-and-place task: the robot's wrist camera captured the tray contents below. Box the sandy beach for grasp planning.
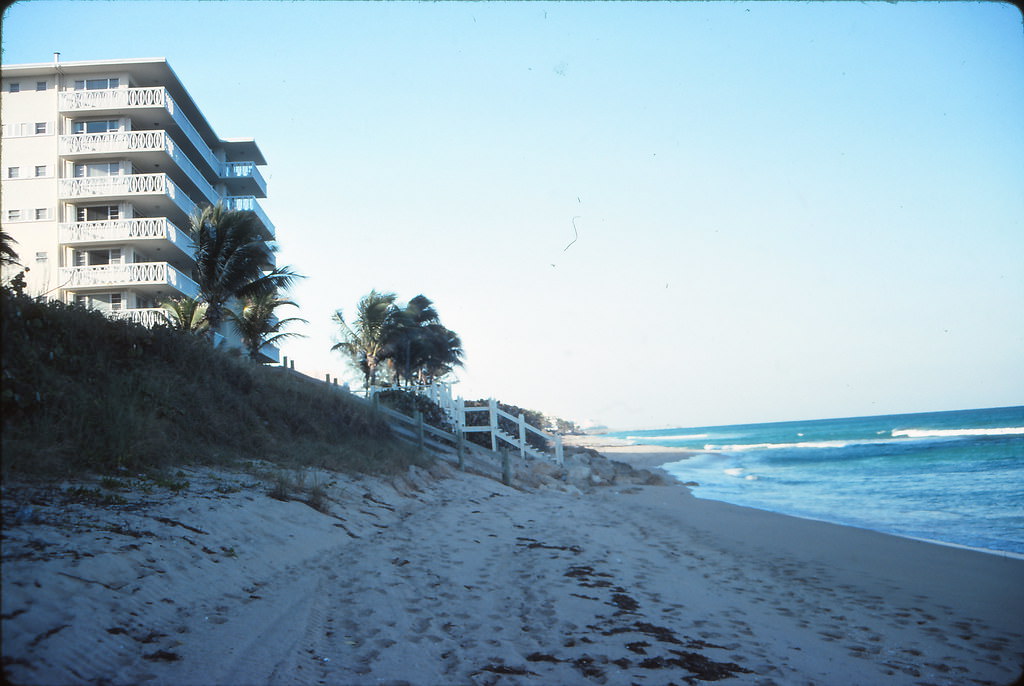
[3,454,1023,686]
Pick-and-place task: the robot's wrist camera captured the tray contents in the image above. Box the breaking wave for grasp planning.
[891,427,1024,439]
[627,433,710,441]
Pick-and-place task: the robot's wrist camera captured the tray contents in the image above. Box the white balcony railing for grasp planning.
[59,218,194,257]
[108,308,173,328]
[59,86,168,111]
[60,87,223,181]
[222,161,268,196]
[224,196,275,238]
[60,262,200,299]
[59,174,198,218]
[59,132,218,204]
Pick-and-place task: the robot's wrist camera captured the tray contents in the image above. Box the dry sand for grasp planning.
[3,457,1023,686]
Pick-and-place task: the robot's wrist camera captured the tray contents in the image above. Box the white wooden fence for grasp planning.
[366,382,564,465]
[461,398,564,463]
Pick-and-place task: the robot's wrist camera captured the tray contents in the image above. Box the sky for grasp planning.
[3,1,1023,429]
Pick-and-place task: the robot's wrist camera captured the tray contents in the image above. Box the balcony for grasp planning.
[108,308,172,328]
[59,217,194,261]
[59,86,169,113]
[60,174,197,224]
[222,161,267,197]
[224,196,275,240]
[60,261,200,300]
[59,132,218,205]
[60,130,170,157]
[59,87,223,180]
[257,342,281,365]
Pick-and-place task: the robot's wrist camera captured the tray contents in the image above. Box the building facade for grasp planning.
[1,56,278,360]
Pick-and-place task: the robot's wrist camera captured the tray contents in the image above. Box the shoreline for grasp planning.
[566,436,1024,561]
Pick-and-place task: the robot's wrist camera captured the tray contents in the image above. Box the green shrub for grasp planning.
[374,389,454,433]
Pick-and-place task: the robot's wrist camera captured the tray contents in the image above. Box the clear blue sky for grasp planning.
[3,1,1022,429]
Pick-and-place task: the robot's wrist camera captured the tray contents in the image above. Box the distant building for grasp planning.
[1,56,278,361]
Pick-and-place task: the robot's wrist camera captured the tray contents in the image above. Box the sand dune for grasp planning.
[3,457,1022,685]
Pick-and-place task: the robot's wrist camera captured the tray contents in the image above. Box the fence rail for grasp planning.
[370,386,562,464]
[462,397,563,463]
[276,369,566,486]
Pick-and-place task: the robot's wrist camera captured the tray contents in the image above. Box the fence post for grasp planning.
[501,447,511,486]
[518,413,527,458]
[457,431,465,471]
[325,373,330,384]
[415,410,426,454]
[282,355,288,368]
[488,398,498,452]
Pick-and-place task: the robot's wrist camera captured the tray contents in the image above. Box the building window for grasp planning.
[8,83,19,93]
[77,205,120,222]
[7,167,19,179]
[73,78,119,91]
[72,120,120,134]
[34,165,48,178]
[74,293,123,311]
[73,248,122,266]
[36,81,47,91]
[35,252,48,263]
[34,122,48,135]
[7,210,22,221]
[74,162,120,178]
[35,208,51,221]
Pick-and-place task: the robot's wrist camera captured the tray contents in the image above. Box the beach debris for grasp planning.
[515,536,583,554]
[609,592,641,613]
[152,516,208,535]
[28,624,69,648]
[473,663,537,676]
[142,650,180,662]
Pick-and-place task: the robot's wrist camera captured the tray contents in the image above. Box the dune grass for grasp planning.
[1,289,423,479]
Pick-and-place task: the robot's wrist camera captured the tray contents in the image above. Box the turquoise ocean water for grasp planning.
[605,406,1024,556]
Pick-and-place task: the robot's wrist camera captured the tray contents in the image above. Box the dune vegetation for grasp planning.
[1,287,422,479]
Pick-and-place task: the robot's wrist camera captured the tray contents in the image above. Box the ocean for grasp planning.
[605,406,1024,556]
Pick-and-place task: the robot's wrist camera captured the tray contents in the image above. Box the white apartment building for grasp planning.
[1,56,278,361]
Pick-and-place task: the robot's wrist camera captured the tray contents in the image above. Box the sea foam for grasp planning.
[892,427,1024,439]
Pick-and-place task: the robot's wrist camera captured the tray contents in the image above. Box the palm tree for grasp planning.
[160,296,209,334]
[331,290,398,387]
[415,324,465,384]
[379,295,465,386]
[190,204,301,335]
[1,230,20,267]
[383,295,440,386]
[228,293,308,360]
